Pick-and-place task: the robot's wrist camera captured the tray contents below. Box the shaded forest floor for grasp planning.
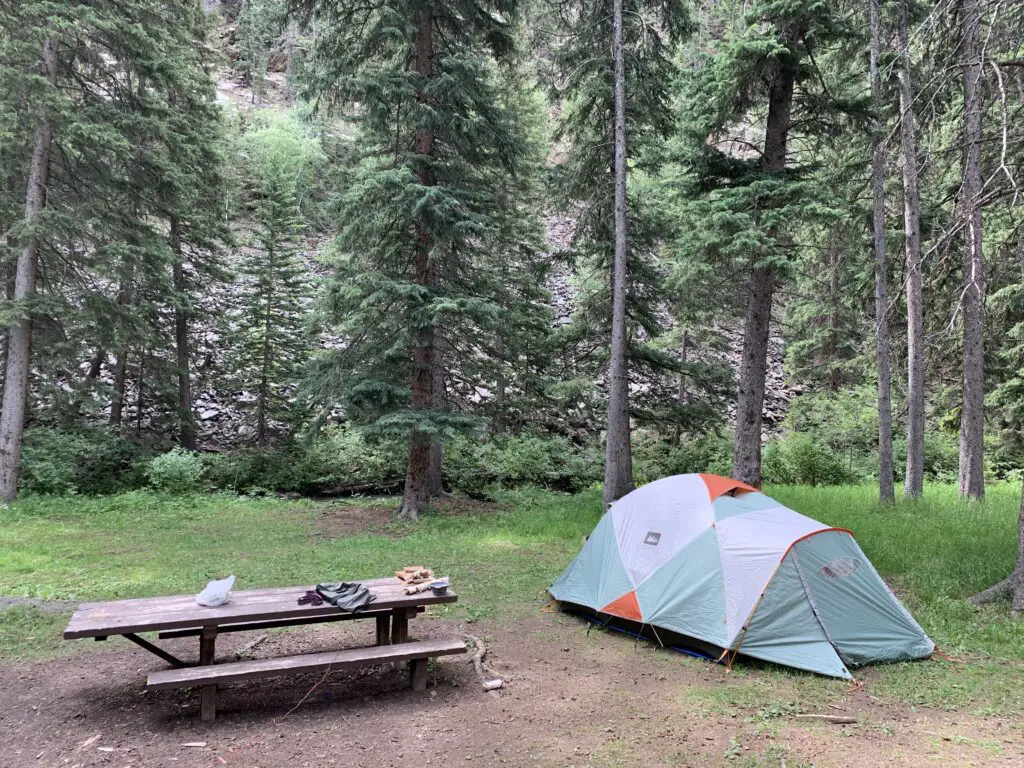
[1,486,1023,766]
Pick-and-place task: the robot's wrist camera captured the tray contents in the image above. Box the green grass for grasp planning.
[1,483,1022,714]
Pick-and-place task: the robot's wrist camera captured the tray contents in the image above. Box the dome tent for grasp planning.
[550,473,934,678]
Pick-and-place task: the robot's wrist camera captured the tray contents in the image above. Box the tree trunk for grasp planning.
[109,258,135,427]
[86,349,104,380]
[870,0,895,505]
[897,3,925,498]
[135,352,145,438]
[257,251,274,447]
[110,352,127,426]
[171,217,196,451]
[897,4,929,499]
[969,475,1024,615]
[826,240,841,392]
[958,0,985,500]
[603,0,634,507]
[398,6,436,522]
[733,267,774,486]
[0,38,57,502]
[732,26,798,487]
[672,330,689,446]
[427,344,447,498]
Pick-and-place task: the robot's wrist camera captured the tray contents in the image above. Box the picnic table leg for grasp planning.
[199,625,218,722]
[409,658,428,691]
[390,608,409,644]
[376,614,391,645]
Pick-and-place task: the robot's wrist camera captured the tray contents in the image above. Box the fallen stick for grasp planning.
[235,634,268,660]
[464,634,504,693]
[795,714,857,725]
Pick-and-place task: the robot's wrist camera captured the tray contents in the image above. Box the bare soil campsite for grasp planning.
[2,488,1023,767]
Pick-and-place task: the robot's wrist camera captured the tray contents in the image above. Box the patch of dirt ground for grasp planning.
[1,612,1021,768]
[316,498,508,538]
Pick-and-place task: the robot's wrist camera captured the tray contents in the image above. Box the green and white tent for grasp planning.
[550,473,934,678]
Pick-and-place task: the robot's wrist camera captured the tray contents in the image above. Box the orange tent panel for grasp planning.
[601,590,643,622]
[700,473,757,501]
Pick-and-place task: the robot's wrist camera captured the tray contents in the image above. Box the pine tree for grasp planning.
[869,0,896,503]
[232,114,318,445]
[0,1,227,495]
[548,0,689,503]
[295,0,543,520]
[896,0,926,499]
[671,0,867,486]
[0,33,57,501]
[958,0,985,499]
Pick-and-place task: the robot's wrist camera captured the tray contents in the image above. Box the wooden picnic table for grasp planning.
[63,577,463,721]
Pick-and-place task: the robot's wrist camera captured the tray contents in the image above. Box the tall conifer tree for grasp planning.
[296,0,542,520]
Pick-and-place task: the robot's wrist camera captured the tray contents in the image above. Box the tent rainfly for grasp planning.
[550,473,934,678]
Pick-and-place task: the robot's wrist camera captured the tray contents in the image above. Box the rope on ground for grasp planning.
[932,645,966,664]
[464,634,504,693]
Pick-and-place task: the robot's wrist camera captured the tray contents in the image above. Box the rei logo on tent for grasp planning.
[820,557,860,579]
[643,531,661,546]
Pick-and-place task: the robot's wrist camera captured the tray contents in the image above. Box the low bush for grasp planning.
[631,431,733,484]
[762,433,851,486]
[20,427,149,495]
[444,432,601,496]
[145,449,205,494]
[203,428,405,494]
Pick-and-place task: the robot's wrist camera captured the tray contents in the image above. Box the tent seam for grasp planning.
[791,543,853,669]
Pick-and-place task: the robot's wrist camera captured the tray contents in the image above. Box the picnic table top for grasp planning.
[64,577,456,639]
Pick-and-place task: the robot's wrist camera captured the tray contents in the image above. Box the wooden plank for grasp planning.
[122,633,187,668]
[199,626,218,722]
[409,658,428,691]
[66,579,410,629]
[65,581,455,639]
[66,579,428,621]
[376,614,390,646]
[157,606,424,639]
[200,686,217,722]
[199,625,217,665]
[74,578,404,613]
[147,638,467,690]
[391,607,410,644]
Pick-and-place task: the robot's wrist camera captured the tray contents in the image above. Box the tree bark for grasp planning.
[958,0,985,500]
[257,247,274,446]
[732,25,799,487]
[897,3,925,498]
[672,330,689,446]
[826,240,841,392]
[109,258,135,427]
[110,351,127,426]
[135,352,145,438]
[398,6,436,522]
[870,0,896,504]
[969,475,1024,615]
[86,349,104,380]
[603,0,634,506]
[427,344,447,498]
[171,217,196,451]
[733,266,774,486]
[0,38,57,502]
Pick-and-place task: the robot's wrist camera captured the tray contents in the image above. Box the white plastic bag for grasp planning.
[196,575,235,607]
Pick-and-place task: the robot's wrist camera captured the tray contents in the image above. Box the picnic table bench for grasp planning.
[63,577,464,721]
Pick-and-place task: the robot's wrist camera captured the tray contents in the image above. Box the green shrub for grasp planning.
[444,432,600,496]
[203,428,405,494]
[20,427,148,495]
[145,449,205,494]
[762,433,850,486]
[631,431,733,485]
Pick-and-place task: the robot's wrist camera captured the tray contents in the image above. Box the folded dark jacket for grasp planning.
[315,581,373,612]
